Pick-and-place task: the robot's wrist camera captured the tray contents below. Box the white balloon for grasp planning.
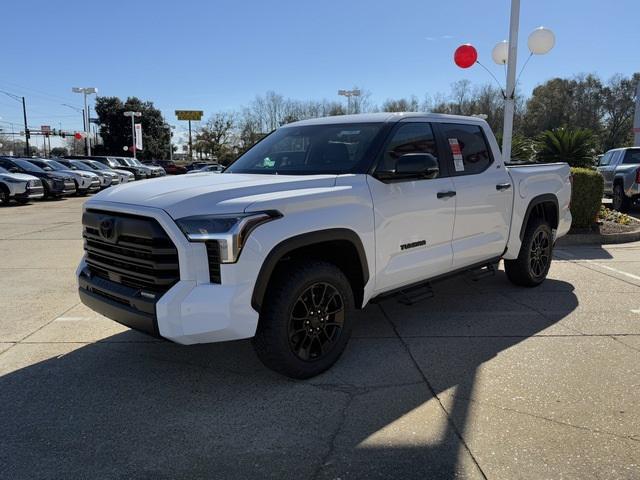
[528,27,555,55]
[492,40,509,65]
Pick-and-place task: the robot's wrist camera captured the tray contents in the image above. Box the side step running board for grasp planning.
[469,262,498,281]
[397,283,434,306]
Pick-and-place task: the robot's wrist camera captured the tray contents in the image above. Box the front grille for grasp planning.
[82,210,180,295]
[205,241,222,284]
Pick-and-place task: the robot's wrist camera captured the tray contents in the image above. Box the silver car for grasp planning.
[597,147,640,212]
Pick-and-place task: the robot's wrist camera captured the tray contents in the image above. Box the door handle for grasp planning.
[437,190,456,199]
[496,183,512,191]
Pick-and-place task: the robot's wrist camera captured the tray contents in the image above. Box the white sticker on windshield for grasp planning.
[448,138,465,172]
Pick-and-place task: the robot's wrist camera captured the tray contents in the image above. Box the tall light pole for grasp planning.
[338,89,361,114]
[123,111,142,159]
[165,124,176,161]
[71,87,97,155]
[501,0,520,165]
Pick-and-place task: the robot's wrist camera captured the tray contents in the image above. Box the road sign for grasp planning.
[41,125,51,135]
[175,110,203,121]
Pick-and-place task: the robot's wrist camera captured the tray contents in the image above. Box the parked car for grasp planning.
[186,165,225,174]
[116,157,164,177]
[77,113,572,378]
[108,157,154,179]
[57,159,119,189]
[154,160,188,175]
[597,147,640,211]
[78,156,149,180]
[76,159,134,184]
[185,161,216,171]
[0,165,44,204]
[0,157,76,198]
[27,158,101,196]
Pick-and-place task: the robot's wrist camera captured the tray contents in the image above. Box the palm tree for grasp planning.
[535,128,595,167]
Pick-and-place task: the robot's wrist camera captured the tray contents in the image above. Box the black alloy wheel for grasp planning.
[288,282,345,361]
[529,229,551,280]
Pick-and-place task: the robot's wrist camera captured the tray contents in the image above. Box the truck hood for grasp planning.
[89,172,338,218]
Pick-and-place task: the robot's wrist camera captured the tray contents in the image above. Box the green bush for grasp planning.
[536,128,595,167]
[570,167,604,228]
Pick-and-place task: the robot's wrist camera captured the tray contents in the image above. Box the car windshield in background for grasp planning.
[89,162,108,170]
[45,160,68,171]
[14,159,45,173]
[226,123,383,175]
[622,149,640,164]
[70,160,92,171]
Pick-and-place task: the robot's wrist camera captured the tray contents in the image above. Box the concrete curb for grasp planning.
[556,228,640,246]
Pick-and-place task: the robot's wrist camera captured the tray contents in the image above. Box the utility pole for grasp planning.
[188,120,193,160]
[633,82,640,146]
[21,97,30,156]
[501,0,520,164]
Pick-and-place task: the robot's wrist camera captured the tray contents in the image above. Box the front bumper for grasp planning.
[15,184,45,200]
[76,201,260,344]
[49,179,76,196]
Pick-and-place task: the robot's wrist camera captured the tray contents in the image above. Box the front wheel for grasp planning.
[252,260,355,379]
[505,218,553,287]
[612,184,630,212]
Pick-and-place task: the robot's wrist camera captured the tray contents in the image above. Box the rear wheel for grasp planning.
[612,184,630,212]
[505,218,553,287]
[252,260,354,379]
[0,185,10,205]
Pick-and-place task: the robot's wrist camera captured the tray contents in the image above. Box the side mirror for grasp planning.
[376,153,439,181]
[395,153,439,178]
[9,167,19,173]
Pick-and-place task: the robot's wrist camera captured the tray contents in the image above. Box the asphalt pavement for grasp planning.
[1,196,639,479]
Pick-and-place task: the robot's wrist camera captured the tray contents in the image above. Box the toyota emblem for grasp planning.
[99,218,116,240]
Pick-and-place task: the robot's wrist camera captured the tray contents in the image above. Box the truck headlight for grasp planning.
[175,211,281,263]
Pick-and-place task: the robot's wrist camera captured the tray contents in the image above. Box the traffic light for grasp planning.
[61,132,66,138]
[25,129,30,139]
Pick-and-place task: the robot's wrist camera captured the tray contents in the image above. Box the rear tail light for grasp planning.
[636,167,640,184]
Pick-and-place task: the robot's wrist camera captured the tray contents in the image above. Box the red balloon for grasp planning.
[454,44,478,68]
[74,132,83,140]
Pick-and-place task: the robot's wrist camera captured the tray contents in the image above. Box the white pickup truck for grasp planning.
[77,113,572,378]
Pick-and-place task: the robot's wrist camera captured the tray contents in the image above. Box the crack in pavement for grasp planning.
[378,303,489,480]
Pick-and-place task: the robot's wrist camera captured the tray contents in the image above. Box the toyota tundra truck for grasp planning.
[77,113,572,378]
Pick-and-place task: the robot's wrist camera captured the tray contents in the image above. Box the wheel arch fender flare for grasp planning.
[519,193,559,240]
[251,228,370,312]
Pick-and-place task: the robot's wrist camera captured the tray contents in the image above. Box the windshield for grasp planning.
[226,123,383,175]
[14,159,45,173]
[70,160,93,172]
[125,158,144,167]
[46,160,68,171]
[89,161,109,171]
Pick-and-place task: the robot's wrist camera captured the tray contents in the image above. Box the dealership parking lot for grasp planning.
[1,197,640,479]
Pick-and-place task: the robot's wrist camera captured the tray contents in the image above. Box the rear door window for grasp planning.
[622,149,640,164]
[439,123,493,175]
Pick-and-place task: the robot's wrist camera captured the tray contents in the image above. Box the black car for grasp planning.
[0,157,76,198]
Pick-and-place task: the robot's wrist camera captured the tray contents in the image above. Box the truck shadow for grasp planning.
[0,277,578,479]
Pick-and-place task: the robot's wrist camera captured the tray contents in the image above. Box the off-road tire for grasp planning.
[612,184,630,212]
[252,260,355,379]
[505,218,553,287]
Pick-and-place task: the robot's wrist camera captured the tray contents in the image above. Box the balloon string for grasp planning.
[514,53,534,95]
[475,61,506,98]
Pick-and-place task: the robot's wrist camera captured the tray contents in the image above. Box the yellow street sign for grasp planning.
[175,110,203,121]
